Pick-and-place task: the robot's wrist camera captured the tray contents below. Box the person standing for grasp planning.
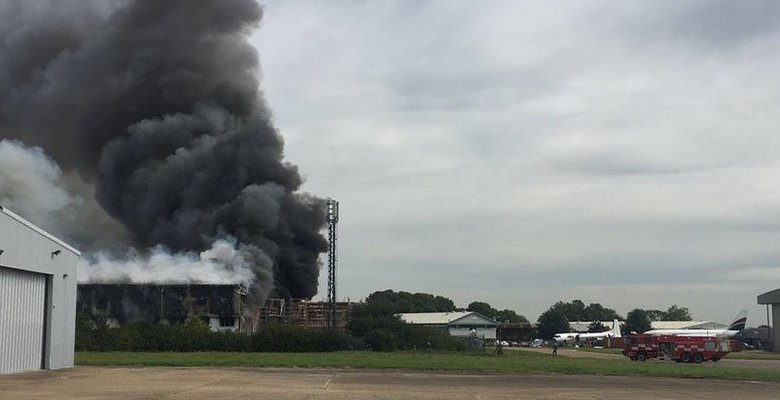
[494,341,504,356]
[552,342,558,357]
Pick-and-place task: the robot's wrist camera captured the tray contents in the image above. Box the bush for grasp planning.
[75,315,349,352]
[75,312,460,353]
[348,309,468,352]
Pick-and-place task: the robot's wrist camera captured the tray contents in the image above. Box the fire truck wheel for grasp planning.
[636,352,647,362]
[693,353,704,363]
[680,352,692,363]
[711,357,719,362]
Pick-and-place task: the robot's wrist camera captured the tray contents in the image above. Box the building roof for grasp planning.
[758,288,780,305]
[397,311,497,326]
[0,205,80,256]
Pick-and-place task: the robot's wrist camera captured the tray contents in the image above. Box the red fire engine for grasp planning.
[623,334,738,363]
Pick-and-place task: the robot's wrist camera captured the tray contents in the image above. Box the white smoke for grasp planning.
[0,139,128,249]
[79,238,262,286]
[0,139,79,223]
[2,138,274,299]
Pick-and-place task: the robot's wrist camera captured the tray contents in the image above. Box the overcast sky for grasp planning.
[251,0,780,325]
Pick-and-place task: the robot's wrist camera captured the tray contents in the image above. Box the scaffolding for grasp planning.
[326,198,339,329]
[253,298,352,331]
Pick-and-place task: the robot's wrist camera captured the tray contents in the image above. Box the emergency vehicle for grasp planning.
[623,334,738,363]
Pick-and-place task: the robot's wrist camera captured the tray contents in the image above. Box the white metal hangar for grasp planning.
[397,312,499,340]
[0,205,79,374]
[758,288,780,352]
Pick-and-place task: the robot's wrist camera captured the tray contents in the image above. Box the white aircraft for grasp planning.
[553,319,621,345]
[643,310,748,338]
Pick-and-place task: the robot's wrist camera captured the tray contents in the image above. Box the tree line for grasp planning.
[349,290,528,323]
[536,300,693,339]
[348,290,528,350]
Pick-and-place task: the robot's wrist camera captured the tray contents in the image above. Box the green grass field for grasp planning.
[723,351,780,360]
[576,347,623,355]
[76,350,780,382]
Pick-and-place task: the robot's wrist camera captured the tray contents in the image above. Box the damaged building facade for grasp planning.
[77,284,246,332]
[77,284,352,332]
[254,298,353,331]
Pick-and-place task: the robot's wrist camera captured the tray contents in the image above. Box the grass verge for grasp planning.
[723,351,780,360]
[576,348,623,355]
[77,350,780,382]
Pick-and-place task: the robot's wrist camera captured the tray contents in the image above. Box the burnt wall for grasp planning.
[77,284,243,325]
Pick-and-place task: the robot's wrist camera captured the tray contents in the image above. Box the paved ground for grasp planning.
[2,367,779,400]
[510,347,780,370]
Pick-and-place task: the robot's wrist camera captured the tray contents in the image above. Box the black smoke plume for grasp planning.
[0,0,328,302]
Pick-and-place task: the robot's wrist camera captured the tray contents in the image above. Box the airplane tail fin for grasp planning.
[727,310,748,331]
[611,319,621,337]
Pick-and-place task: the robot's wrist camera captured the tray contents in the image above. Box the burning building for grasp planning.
[76,284,352,332]
[77,283,352,333]
[1,0,329,307]
[77,284,246,332]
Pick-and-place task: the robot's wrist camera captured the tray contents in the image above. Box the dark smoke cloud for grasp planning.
[0,0,328,301]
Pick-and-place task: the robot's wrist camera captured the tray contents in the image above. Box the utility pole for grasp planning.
[326,198,339,329]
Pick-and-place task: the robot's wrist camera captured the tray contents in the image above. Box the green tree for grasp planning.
[645,309,665,322]
[495,309,528,323]
[556,299,586,321]
[549,300,591,321]
[662,305,692,321]
[433,296,456,312]
[569,299,586,320]
[537,308,570,339]
[625,309,652,333]
[359,290,458,316]
[467,301,498,319]
[583,303,622,321]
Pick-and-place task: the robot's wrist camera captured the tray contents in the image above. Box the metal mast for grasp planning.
[326,198,339,329]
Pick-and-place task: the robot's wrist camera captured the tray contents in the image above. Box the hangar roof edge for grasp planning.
[0,205,81,256]
[758,288,780,304]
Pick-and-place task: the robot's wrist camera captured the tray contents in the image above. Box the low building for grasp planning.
[77,284,245,332]
[1,206,79,374]
[758,288,780,352]
[78,288,355,333]
[397,311,498,340]
[253,298,353,331]
[496,322,533,342]
[742,326,773,350]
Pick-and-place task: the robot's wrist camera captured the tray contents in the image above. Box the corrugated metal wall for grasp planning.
[0,267,47,374]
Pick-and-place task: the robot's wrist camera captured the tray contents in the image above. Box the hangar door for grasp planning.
[0,266,47,374]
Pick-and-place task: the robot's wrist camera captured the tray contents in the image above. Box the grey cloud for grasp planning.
[608,1,780,48]
[255,0,780,323]
[544,150,727,177]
